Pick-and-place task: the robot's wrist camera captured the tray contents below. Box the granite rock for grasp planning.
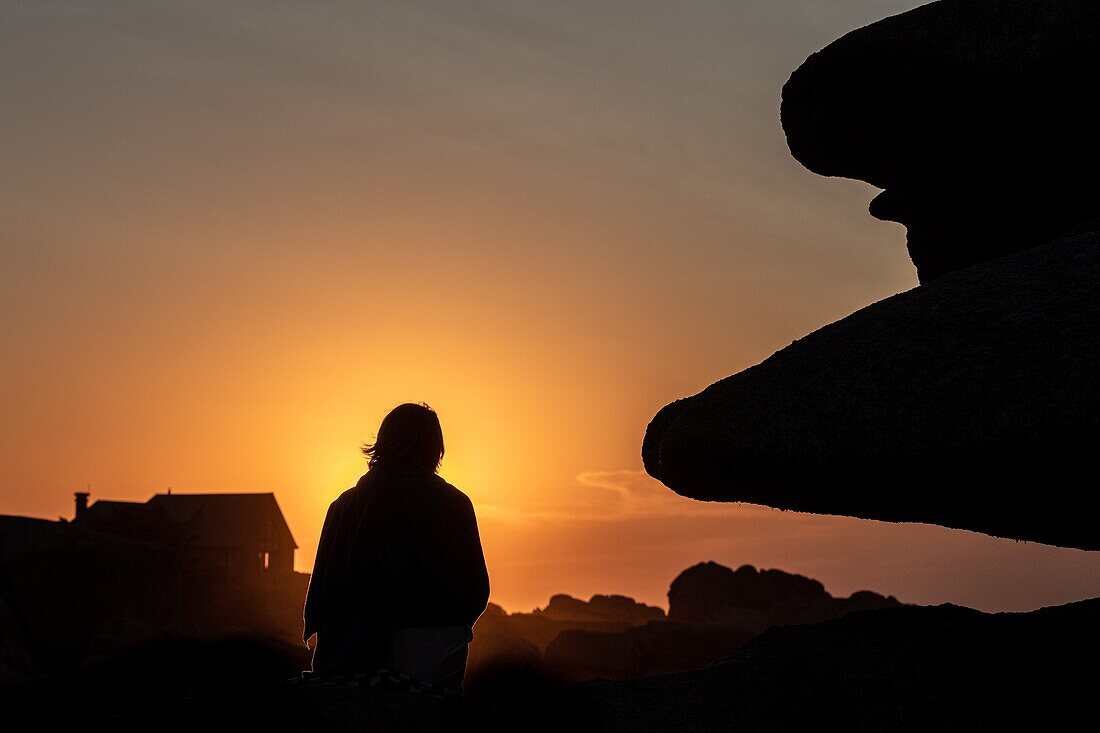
[781,0,1100,282]
[643,232,1100,550]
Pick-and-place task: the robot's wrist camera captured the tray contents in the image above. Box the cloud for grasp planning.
[477,469,773,525]
[575,469,669,500]
[576,469,777,519]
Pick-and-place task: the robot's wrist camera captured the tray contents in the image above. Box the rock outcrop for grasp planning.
[668,562,898,627]
[646,0,1100,550]
[782,0,1100,283]
[628,2,1100,728]
[473,594,667,656]
[534,594,666,625]
[477,563,899,683]
[644,231,1100,550]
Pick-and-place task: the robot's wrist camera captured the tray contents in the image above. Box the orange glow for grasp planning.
[4,0,1100,617]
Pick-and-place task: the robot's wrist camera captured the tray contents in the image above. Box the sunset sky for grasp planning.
[4,0,1099,614]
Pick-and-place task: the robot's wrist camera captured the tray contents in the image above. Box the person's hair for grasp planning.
[362,403,445,472]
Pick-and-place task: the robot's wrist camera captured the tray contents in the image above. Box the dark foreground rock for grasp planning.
[571,598,1100,732]
[267,679,455,733]
[782,0,1100,282]
[545,622,758,682]
[1,634,308,732]
[644,232,1100,551]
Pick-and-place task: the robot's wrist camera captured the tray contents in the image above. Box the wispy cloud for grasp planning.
[477,468,772,525]
[576,469,777,519]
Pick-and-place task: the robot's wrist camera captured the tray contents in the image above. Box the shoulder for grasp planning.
[326,479,364,516]
[433,475,475,511]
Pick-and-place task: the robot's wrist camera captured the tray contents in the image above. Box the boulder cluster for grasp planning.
[466,562,897,684]
[667,562,897,627]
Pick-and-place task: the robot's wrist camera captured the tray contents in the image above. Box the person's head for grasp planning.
[362,402,445,472]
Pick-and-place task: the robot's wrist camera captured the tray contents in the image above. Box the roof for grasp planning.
[82,500,180,546]
[84,500,147,523]
[145,493,297,550]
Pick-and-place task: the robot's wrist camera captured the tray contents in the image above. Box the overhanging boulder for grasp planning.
[643,232,1100,550]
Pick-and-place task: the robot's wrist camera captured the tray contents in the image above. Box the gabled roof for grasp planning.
[145,493,297,550]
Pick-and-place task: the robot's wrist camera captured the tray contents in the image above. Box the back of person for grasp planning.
[303,404,490,689]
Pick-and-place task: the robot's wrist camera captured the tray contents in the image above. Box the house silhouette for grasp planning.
[76,491,298,581]
[0,490,309,677]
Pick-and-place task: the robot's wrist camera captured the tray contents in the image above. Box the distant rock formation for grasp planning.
[534,594,666,625]
[668,562,898,628]
[470,594,664,669]
[782,0,1100,283]
[472,562,900,684]
[571,598,1100,731]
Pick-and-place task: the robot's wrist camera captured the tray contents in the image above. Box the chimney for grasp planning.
[74,491,89,521]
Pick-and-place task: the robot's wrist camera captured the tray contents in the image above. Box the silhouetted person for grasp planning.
[303,403,490,689]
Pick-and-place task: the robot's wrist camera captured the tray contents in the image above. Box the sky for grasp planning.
[4,0,1099,614]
